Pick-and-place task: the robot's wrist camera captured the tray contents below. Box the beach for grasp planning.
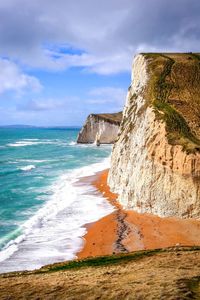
[78,169,200,259]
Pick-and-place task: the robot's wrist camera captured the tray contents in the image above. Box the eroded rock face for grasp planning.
[108,54,200,218]
[77,113,122,144]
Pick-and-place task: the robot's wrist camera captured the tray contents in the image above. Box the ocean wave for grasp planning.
[16,159,48,163]
[19,165,36,171]
[7,142,38,147]
[0,157,114,273]
[69,141,77,146]
[0,230,25,262]
[7,140,68,148]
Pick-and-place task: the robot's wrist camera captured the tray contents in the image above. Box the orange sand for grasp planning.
[77,170,118,258]
[77,170,200,259]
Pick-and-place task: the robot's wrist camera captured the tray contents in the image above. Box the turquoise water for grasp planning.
[0,128,113,272]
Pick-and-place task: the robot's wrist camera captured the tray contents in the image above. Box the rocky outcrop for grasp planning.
[77,112,122,144]
[108,53,200,218]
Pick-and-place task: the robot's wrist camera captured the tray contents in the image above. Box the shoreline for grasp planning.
[0,158,113,274]
[77,169,200,259]
[77,169,118,258]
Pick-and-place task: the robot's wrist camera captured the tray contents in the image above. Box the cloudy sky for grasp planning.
[0,0,200,126]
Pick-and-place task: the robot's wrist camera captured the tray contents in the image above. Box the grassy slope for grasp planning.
[142,53,200,153]
[90,112,122,125]
[0,247,200,299]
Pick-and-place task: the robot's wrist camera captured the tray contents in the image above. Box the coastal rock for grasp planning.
[108,53,200,218]
[77,112,122,144]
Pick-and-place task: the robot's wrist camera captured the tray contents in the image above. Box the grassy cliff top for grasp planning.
[142,53,200,153]
[90,112,122,125]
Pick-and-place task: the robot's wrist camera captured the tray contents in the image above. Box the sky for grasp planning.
[0,0,200,126]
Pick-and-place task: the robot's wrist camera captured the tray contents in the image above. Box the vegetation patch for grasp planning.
[143,53,200,153]
[90,112,122,125]
[154,100,200,153]
[187,276,200,299]
[190,53,200,61]
[1,246,200,278]
[38,248,161,273]
[178,276,200,299]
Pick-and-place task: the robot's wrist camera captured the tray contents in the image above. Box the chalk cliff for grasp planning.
[108,53,200,218]
[77,112,122,144]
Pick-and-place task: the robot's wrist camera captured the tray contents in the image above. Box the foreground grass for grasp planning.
[1,246,200,300]
[38,248,161,273]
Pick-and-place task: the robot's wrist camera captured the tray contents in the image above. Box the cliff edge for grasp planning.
[108,53,200,218]
[77,112,122,144]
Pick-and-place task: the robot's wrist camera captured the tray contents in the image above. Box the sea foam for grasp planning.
[0,157,114,273]
[7,139,68,148]
[20,165,36,171]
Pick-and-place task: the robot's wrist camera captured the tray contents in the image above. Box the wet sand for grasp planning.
[77,170,200,259]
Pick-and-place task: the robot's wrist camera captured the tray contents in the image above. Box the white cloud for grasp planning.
[0,59,42,95]
[0,0,199,74]
[87,87,126,105]
[19,99,64,111]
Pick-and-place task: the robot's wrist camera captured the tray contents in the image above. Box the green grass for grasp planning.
[1,246,200,278]
[154,56,174,102]
[36,246,200,273]
[144,53,200,153]
[187,276,200,299]
[179,276,200,300]
[38,249,161,273]
[90,112,122,125]
[190,53,200,61]
[154,100,200,153]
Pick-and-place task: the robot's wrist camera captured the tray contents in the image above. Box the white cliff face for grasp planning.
[77,114,120,144]
[108,54,200,219]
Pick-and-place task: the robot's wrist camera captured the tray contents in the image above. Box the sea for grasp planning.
[0,127,114,273]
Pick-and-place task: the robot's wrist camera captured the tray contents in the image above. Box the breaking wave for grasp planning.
[0,157,114,273]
